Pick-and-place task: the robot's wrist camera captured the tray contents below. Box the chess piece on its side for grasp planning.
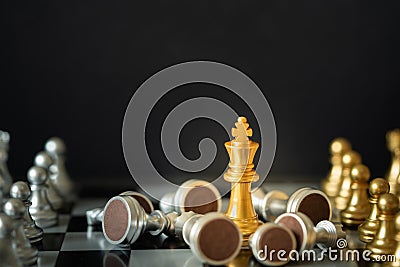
[34,151,64,210]
[249,222,296,266]
[359,178,390,243]
[102,195,242,266]
[45,137,75,198]
[252,187,332,225]
[386,130,400,196]
[0,130,13,196]
[224,117,260,247]
[335,151,362,210]
[159,179,221,215]
[86,191,154,226]
[341,164,371,228]
[322,137,352,198]
[275,212,346,252]
[0,213,23,267]
[367,193,399,261]
[28,166,58,228]
[10,181,44,243]
[3,198,38,266]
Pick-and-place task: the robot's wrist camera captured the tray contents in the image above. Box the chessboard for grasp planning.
[34,180,361,267]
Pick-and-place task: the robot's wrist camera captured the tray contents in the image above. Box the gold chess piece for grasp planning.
[334,150,362,210]
[341,164,371,228]
[359,178,390,243]
[386,129,400,196]
[224,117,260,247]
[367,193,399,261]
[389,212,400,267]
[321,137,352,198]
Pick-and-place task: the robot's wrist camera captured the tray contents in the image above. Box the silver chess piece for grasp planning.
[45,137,74,198]
[10,181,43,243]
[252,187,332,224]
[102,195,241,265]
[34,151,64,210]
[28,166,58,228]
[159,179,221,215]
[0,130,13,196]
[275,212,346,252]
[249,222,296,266]
[86,191,154,226]
[4,198,38,266]
[0,213,23,267]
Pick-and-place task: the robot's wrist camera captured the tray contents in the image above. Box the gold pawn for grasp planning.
[321,137,352,198]
[340,164,371,228]
[386,129,400,196]
[388,213,400,267]
[224,117,260,247]
[359,178,390,243]
[367,193,399,261]
[334,151,362,210]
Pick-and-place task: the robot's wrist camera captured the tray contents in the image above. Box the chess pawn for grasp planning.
[0,130,13,196]
[340,164,371,228]
[335,150,362,210]
[252,187,332,225]
[86,191,154,225]
[224,117,260,247]
[4,198,38,266]
[45,137,75,198]
[34,151,64,210]
[102,195,242,265]
[321,137,352,197]
[367,193,399,261]
[386,129,400,196]
[0,213,23,267]
[28,166,58,228]
[359,178,390,243]
[389,213,400,267]
[275,212,346,252]
[249,222,296,266]
[10,181,44,244]
[159,179,221,214]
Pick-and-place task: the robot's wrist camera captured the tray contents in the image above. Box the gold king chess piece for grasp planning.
[321,137,352,198]
[386,129,400,196]
[224,117,261,247]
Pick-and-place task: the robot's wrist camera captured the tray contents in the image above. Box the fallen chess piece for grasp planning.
[252,187,332,225]
[10,181,43,243]
[28,166,58,228]
[275,212,346,252]
[359,178,390,243]
[102,194,242,266]
[4,198,38,266]
[249,222,296,266]
[159,179,221,215]
[86,191,154,226]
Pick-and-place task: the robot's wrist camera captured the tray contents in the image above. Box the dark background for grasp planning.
[1,1,399,186]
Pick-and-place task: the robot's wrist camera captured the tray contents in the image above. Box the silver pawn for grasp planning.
[4,198,38,266]
[45,137,74,198]
[159,179,221,215]
[0,213,23,267]
[28,166,58,228]
[275,212,346,252]
[34,151,64,210]
[0,130,13,196]
[252,187,332,224]
[10,181,43,243]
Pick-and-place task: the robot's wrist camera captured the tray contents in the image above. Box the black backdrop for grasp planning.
[2,1,400,185]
